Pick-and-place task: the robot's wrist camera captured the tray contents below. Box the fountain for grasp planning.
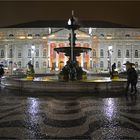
[54,11,91,81]
[1,12,127,94]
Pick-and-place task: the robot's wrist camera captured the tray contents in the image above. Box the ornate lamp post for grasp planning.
[9,61,13,75]
[67,10,79,62]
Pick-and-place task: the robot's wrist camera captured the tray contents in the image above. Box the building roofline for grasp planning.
[1,20,135,29]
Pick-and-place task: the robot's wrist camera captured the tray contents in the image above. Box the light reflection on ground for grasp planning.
[27,97,40,115]
[0,87,139,139]
[103,98,117,121]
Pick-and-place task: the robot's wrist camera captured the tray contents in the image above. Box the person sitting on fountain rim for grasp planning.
[26,62,35,79]
[110,63,119,79]
[125,61,138,95]
[112,63,116,73]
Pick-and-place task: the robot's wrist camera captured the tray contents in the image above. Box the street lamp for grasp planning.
[9,61,13,75]
[89,27,92,35]
[31,44,35,67]
[108,46,113,73]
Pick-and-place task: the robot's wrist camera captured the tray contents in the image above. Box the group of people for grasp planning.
[125,61,138,95]
[110,61,138,96]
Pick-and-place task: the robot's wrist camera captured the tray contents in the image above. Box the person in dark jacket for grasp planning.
[125,61,138,94]
[0,66,4,78]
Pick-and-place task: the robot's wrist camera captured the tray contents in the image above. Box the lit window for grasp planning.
[27,34,33,39]
[35,49,39,57]
[1,50,4,58]
[35,61,39,68]
[126,50,129,58]
[28,49,31,57]
[106,35,112,39]
[42,34,47,39]
[100,61,104,68]
[19,36,25,39]
[18,50,22,58]
[100,49,104,58]
[93,50,96,58]
[135,50,138,58]
[118,49,121,58]
[43,49,47,57]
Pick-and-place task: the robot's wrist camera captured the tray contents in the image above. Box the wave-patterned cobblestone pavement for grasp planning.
[0,89,140,139]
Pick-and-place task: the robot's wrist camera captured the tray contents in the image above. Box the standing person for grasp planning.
[124,61,138,95]
[0,65,4,78]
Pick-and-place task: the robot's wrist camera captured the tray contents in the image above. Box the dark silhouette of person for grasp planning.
[110,63,119,79]
[0,66,4,78]
[27,62,35,78]
[112,63,116,72]
[126,62,138,95]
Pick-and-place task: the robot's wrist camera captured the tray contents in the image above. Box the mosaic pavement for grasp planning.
[0,88,140,140]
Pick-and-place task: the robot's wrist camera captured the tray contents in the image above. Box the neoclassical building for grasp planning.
[0,27,140,74]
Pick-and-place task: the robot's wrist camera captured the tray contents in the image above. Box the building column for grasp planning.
[81,53,84,67]
[5,44,8,62]
[56,51,59,68]
[64,55,67,65]
[47,43,50,68]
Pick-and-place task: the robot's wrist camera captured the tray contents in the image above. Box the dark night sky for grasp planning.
[0,1,140,28]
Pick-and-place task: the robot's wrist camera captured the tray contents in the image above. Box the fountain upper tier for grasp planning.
[54,13,91,59]
[54,47,91,57]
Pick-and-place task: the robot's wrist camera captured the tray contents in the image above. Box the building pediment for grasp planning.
[48,28,90,40]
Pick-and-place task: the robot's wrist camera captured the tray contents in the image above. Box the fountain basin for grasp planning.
[1,76,127,94]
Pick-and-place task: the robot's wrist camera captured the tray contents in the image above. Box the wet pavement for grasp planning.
[0,87,140,140]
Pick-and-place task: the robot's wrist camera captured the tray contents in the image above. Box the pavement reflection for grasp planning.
[0,88,139,139]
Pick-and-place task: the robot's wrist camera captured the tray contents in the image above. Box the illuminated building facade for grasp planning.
[0,27,140,74]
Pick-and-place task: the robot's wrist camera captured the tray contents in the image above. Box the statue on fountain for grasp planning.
[110,63,119,79]
[26,62,35,80]
[55,11,91,81]
[59,60,86,81]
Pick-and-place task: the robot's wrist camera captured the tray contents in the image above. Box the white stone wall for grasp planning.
[0,27,140,74]
[93,28,140,72]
